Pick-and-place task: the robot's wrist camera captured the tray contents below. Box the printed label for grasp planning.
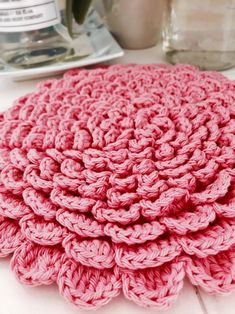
[0,0,61,32]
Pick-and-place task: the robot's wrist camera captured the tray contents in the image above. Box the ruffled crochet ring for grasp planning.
[0,64,235,309]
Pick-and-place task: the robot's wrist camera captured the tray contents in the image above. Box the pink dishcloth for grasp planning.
[0,64,235,309]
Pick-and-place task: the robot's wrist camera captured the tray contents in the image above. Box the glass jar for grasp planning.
[163,0,235,70]
[103,0,166,49]
[0,0,71,69]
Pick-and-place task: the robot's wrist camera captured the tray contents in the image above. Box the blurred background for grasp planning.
[1,0,235,78]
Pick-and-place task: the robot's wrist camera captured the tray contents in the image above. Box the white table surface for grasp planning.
[0,46,235,314]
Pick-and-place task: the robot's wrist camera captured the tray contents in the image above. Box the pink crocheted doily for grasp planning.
[0,64,235,309]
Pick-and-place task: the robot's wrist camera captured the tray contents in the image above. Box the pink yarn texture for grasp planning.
[0,64,235,309]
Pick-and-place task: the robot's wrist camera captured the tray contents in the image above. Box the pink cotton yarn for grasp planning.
[0,64,235,309]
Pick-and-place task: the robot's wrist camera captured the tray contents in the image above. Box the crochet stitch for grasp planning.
[0,64,235,309]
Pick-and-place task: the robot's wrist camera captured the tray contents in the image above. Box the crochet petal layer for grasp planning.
[185,246,235,294]
[0,219,24,257]
[57,257,121,309]
[11,240,63,285]
[122,259,185,309]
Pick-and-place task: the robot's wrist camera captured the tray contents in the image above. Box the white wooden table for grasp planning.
[0,46,235,314]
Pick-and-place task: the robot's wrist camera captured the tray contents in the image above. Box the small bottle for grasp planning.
[163,0,235,71]
[0,0,71,68]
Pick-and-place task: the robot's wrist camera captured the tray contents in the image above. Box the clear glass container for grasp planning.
[103,0,166,49]
[163,0,235,70]
[0,0,71,69]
